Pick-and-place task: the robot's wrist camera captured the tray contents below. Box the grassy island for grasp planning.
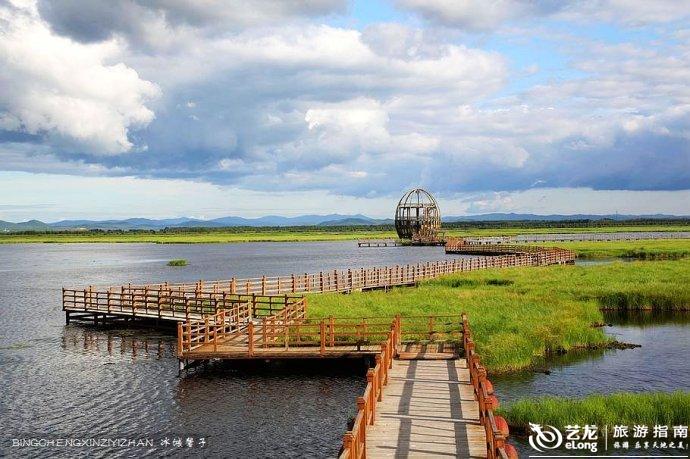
[308,259,690,373]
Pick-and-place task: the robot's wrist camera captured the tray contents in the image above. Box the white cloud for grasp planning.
[0,1,159,154]
[397,0,690,29]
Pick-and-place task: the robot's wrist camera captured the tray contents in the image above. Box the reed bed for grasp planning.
[499,392,690,431]
[308,260,690,372]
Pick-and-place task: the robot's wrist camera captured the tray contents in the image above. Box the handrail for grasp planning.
[177,297,308,356]
[64,248,575,302]
[462,313,516,459]
[63,288,304,321]
[339,317,399,459]
[446,238,576,260]
[176,312,467,358]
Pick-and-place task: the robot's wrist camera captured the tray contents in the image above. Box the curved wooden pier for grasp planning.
[63,247,574,324]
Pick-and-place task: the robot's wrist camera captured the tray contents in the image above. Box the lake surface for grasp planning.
[1,243,687,457]
[494,311,690,457]
[0,242,467,458]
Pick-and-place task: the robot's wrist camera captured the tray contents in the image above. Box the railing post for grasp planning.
[247,322,254,356]
[375,354,384,399]
[329,316,335,347]
[204,317,209,343]
[262,317,267,348]
[320,319,326,354]
[357,394,368,425]
[177,322,183,357]
[261,276,266,295]
[342,432,355,459]
[186,320,191,350]
[366,371,375,423]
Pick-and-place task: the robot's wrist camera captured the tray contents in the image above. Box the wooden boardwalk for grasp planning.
[366,359,486,458]
[358,239,403,247]
[63,246,575,323]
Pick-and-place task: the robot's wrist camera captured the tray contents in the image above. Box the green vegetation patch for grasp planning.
[308,260,690,372]
[0,223,687,245]
[499,392,690,431]
[537,239,690,260]
[167,259,188,266]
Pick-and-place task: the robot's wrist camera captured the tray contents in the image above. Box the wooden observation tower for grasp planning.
[394,188,444,245]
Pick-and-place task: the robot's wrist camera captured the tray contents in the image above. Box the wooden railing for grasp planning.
[177,312,465,359]
[65,249,574,311]
[446,238,575,263]
[63,287,303,321]
[177,297,309,356]
[462,313,517,459]
[177,302,252,354]
[340,317,399,459]
[467,231,690,243]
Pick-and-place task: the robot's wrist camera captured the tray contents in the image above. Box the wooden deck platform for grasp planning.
[366,359,486,458]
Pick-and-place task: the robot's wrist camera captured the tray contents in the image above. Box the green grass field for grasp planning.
[499,392,690,431]
[536,239,690,259]
[1,224,687,244]
[307,259,690,373]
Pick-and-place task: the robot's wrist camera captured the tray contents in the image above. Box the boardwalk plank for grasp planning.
[366,359,486,458]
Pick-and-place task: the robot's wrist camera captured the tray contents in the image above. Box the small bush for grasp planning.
[167,259,187,266]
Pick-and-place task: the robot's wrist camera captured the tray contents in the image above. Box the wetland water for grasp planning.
[1,243,687,457]
[0,242,469,458]
[494,311,690,457]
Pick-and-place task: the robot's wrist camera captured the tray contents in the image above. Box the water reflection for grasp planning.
[60,326,177,361]
[602,309,690,326]
[172,361,366,458]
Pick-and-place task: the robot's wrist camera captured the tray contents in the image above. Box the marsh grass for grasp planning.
[499,392,690,431]
[167,259,187,266]
[538,240,690,260]
[308,260,690,372]
[1,225,687,246]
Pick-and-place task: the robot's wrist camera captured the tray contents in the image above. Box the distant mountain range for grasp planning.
[0,213,686,232]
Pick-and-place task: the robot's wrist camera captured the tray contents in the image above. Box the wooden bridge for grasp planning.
[63,248,574,325]
[175,308,515,458]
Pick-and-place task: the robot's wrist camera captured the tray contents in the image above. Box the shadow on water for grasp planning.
[171,360,367,458]
[602,308,690,326]
[55,326,369,458]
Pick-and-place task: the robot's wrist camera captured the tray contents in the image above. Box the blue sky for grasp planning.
[0,0,689,221]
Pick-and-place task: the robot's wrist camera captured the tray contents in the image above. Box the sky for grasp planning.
[1,0,689,221]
